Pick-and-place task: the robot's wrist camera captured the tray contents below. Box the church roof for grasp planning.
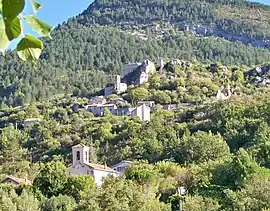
[85,163,117,173]
[72,144,87,148]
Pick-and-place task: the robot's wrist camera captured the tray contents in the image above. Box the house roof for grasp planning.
[111,160,133,168]
[1,176,32,185]
[24,118,41,122]
[131,104,150,113]
[85,104,116,108]
[98,104,117,108]
[85,162,117,173]
[138,101,155,103]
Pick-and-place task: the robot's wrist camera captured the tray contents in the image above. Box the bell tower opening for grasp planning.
[76,151,80,161]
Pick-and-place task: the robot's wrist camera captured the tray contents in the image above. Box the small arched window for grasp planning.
[76,151,80,161]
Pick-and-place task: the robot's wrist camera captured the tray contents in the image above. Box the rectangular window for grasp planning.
[85,151,88,162]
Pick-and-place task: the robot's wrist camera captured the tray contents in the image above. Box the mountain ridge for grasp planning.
[79,0,270,47]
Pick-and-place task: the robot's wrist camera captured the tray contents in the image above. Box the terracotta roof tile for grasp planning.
[85,163,117,173]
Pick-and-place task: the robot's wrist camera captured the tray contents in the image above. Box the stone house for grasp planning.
[111,161,133,175]
[123,60,156,85]
[1,176,32,185]
[122,63,142,76]
[23,118,41,128]
[84,104,117,116]
[89,96,106,105]
[131,104,151,121]
[67,144,118,186]
[104,75,127,96]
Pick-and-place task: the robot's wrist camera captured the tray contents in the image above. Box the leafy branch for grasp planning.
[0,0,52,62]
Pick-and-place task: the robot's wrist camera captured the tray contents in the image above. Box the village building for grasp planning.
[67,144,118,186]
[137,101,155,109]
[104,75,127,97]
[122,60,156,85]
[116,107,134,116]
[23,118,41,128]
[162,103,192,111]
[107,97,128,105]
[122,63,142,76]
[111,161,133,174]
[84,104,117,116]
[89,96,106,105]
[131,104,151,121]
[1,176,32,185]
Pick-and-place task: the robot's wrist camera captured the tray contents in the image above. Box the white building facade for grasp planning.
[131,104,151,121]
[68,144,118,186]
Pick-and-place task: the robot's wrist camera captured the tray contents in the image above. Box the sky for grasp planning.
[25,0,93,27]
[8,0,270,49]
[9,0,94,49]
[250,0,270,4]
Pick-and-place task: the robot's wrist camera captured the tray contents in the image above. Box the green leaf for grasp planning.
[4,17,21,41]
[0,0,2,14]
[29,0,42,14]
[25,15,53,38]
[2,0,25,20]
[0,18,10,54]
[17,35,43,62]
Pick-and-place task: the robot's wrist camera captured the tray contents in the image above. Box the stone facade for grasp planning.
[85,104,117,116]
[123,60,156,85]
[131,104,151,121]
[104,75,127,97]
[122,63,142,76]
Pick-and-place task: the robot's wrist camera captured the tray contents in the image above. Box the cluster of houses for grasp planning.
[82,59,158,121]
[85,96,152,122]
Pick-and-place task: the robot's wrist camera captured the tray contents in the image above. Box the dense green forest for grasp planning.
[1,0,270,106]
[1,24,270,106]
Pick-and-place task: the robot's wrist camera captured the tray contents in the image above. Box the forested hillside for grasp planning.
[0,87,269,210]
[0,0,270,106]
[1,24,270,107]
[81,0,270,40]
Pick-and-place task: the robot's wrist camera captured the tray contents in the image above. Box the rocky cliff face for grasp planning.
[80,0,270,49]
[180,24,270,49]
